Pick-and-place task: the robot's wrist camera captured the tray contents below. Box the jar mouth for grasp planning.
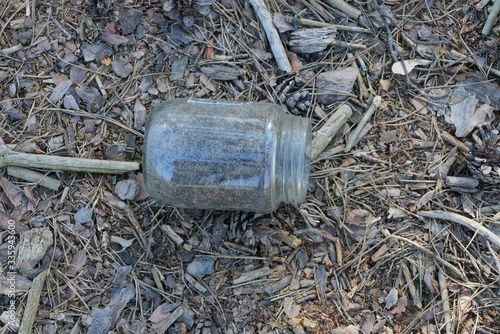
[277,115,312,204]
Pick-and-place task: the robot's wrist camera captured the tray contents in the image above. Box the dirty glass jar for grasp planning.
[142,98,311,212]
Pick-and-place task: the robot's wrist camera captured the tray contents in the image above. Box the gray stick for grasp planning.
[0,143,139,174]
[249,0,292,72]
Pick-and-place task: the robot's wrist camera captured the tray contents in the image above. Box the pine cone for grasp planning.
[465,126,500,184]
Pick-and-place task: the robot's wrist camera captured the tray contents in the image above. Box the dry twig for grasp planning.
[345,96,381,152]
[249,0,291,72]
[418,211,500,249]
[482,0,500,35]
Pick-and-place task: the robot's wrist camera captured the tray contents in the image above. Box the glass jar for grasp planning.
[142,98,311,212]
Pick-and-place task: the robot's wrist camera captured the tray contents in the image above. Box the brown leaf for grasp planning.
[391,295,407,314]
[424,267,440,294]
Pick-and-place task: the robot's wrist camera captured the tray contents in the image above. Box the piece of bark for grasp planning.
[15,227,53,274]
[289,27,337,53]
[316,67,359,104]
[157,306,184,334]
[200,65,242,80]
[18,270,47,334]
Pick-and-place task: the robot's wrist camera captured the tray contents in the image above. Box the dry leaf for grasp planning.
[387,207,407,219]
[391,59,432,75]
[346,209,375,226]
[381,187,401,197]
[410,97,430,114]
[449,87,494,137]
[331,325,361,334]
[391,295,407,314]
[424,267,440,294]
